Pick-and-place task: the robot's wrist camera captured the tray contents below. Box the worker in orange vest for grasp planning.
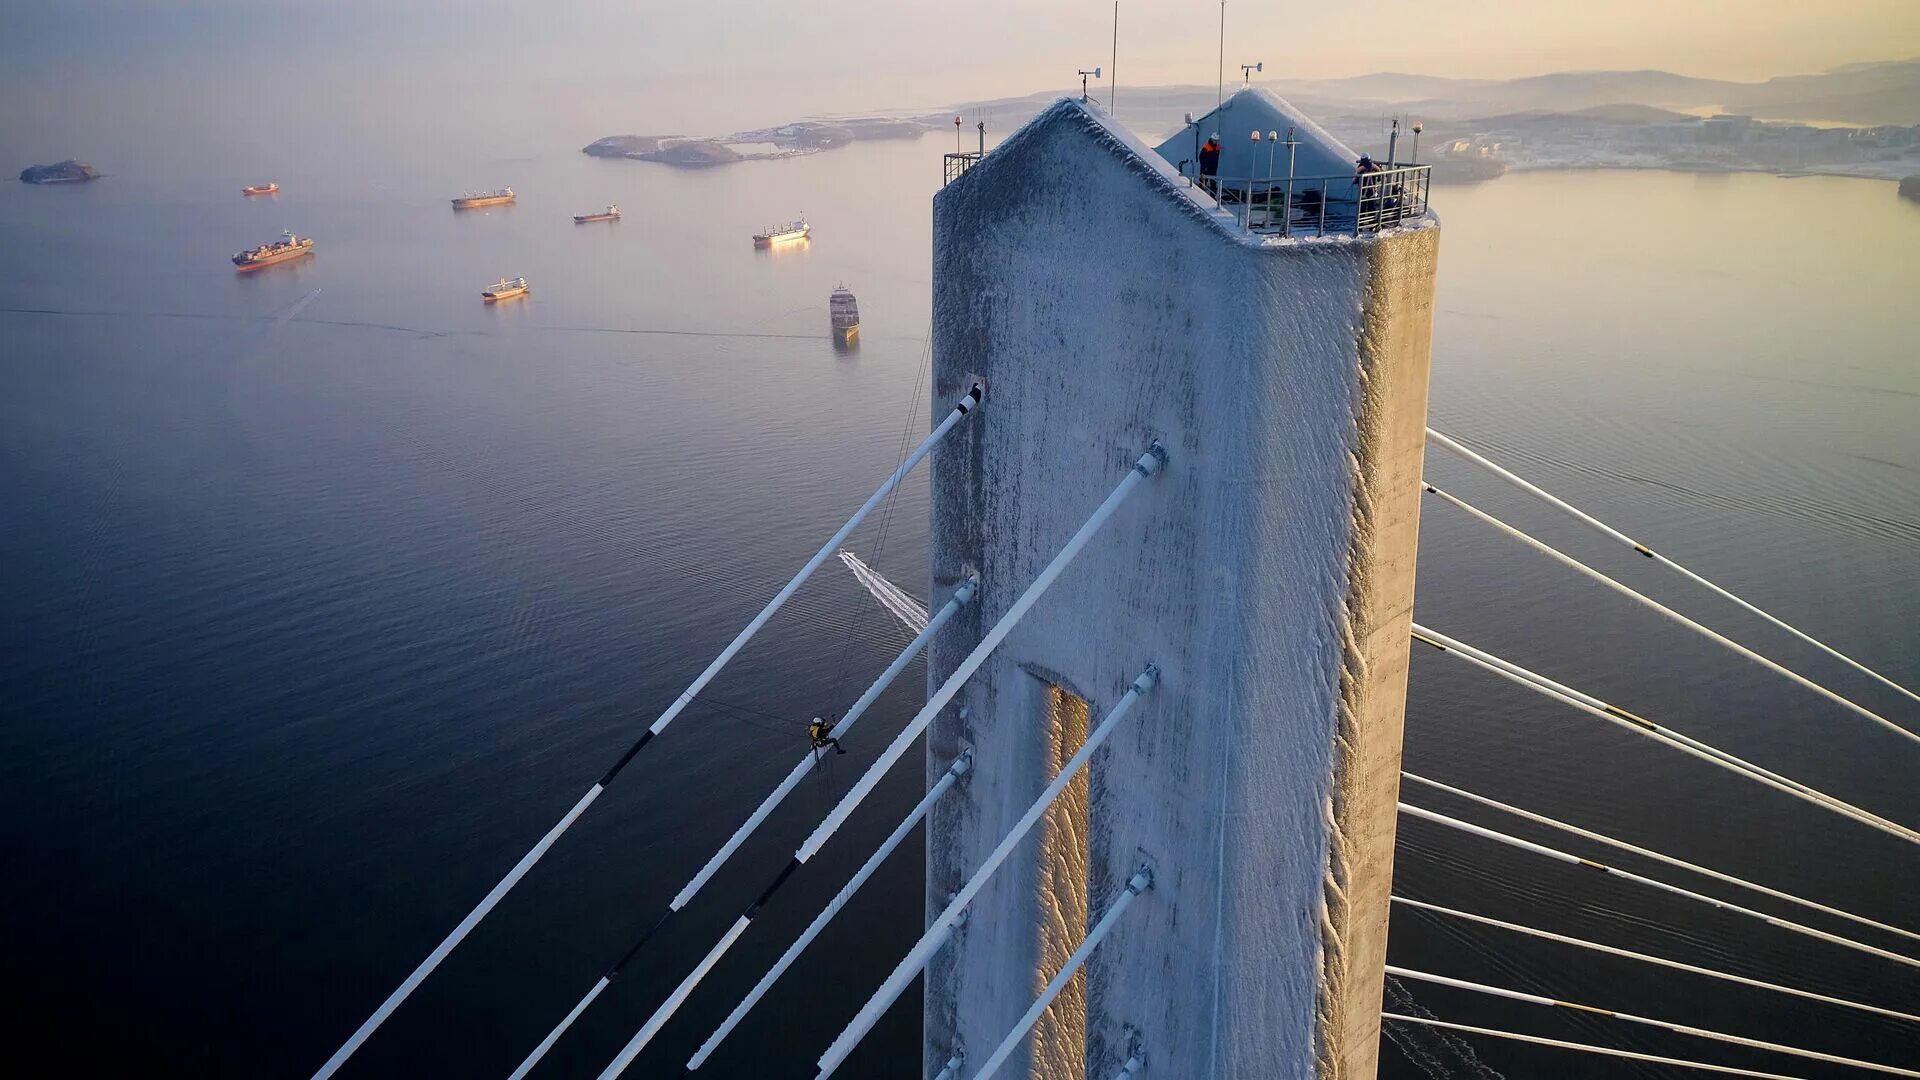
[1199,133,1222,194]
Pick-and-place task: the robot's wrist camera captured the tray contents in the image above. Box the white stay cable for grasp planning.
[685,756,971,1070]
[1398,801,1920,969]
[1400,771,1920,946]
[1421,480,1915,745]
[1410,624,1920,846]
[311,384,984,1079]
[671,575,974,914]
[1425,426,1920,706]
[1383,1013,1807,1079]
[1392,896,1920,1025]
[816,665,1162,1077]
[799,442,1168,865]
[1387,965,1920,1076]
[589,751,975,1080]
[973,868,1154,1079]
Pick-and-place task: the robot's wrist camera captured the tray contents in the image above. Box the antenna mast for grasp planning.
[1217,1,1225,113]
[1110,1,1119,111]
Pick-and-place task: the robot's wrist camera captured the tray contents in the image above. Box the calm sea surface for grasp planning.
[2,113,1917,1079]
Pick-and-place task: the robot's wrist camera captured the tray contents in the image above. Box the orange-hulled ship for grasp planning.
[453,187,515,209]
[242,182,279,196]
[232,231,314,271]
[482,276,530,303]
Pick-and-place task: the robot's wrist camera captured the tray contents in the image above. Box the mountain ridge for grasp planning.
[1261,59,1920,124]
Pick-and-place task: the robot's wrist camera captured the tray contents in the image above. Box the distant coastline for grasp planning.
[586,60,1920,186]
[585,118,934,167]
[1500,161,1916,183]
[1373,156,1907,187]
[582,113,1916,189]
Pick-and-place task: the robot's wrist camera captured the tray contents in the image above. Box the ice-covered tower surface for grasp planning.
[1153,87,1362,180]
[923,95,1438,1080]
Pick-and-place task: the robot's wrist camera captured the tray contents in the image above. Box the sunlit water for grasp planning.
[2,112,1916,1079]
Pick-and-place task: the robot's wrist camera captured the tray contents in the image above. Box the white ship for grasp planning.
[753,217,810,247]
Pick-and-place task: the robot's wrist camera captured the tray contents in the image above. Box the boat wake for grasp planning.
[1381,975,1508,1079]
[837,549,928,635]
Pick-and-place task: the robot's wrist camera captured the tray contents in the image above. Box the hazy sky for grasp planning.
[3,1,1917,132]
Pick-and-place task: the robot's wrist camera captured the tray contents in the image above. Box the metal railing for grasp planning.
[938,141,1428,234]
[944,151,983,185]
[1183,164,1431,237]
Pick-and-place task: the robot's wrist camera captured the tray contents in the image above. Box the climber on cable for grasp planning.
[807,716,846,756]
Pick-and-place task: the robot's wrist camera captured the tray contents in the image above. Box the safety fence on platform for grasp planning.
[1183,163,1432,236]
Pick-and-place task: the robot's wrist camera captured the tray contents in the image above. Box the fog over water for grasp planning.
[2,25,1918,1080]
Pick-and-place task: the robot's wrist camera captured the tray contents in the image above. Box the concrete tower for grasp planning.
[923,91,1439,1079]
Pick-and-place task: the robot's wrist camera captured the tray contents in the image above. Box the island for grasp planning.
[643,142,743,166]
[583,117,935,168]
[583,135,669,158]
[584,135,740,166]
[20,159,100,184]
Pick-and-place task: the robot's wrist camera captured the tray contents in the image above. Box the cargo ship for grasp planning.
[242,182,279,196]
[753,217,809,247]
[830,284,860,345]
[232,231,314,271]
[573,205,621,223]
[453,187,515,210]
[482,276,530,303]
